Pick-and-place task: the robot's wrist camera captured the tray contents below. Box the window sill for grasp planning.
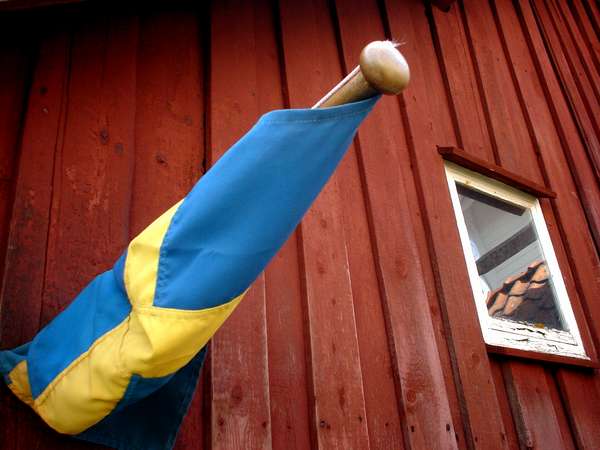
[486,343,599,369]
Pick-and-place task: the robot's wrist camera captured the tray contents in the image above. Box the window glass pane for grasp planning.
[456,183,565,330]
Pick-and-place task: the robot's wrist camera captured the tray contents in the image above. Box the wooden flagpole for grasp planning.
[313,40,410,109]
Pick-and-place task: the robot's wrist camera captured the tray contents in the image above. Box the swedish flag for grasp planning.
[0,96,378,449]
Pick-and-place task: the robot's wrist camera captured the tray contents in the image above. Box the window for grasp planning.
[445,162,588,359]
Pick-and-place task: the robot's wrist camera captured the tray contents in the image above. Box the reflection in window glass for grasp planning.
[456,183,565,330]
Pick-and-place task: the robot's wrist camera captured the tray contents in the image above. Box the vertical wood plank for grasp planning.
[383,0,510,448]
[278,1,371,448]
[209,1,278,448]
[130,9,205,237]
[503,362,574,450]
[39,12,137,450]
[334,0,458,449]
[333,107,406,450]
[544,370,577,450]
[489,359,520,450]
[264,238,312,450]
[430,4,495,162]
[556,370,600,449]
[460,0,543,183]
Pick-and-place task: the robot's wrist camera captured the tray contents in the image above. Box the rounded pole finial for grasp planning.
[359,41,410,95]
[313,40,410,108]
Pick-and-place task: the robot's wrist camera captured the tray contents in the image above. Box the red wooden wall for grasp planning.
[0,1,599,449]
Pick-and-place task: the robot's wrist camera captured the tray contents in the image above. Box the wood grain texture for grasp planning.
[40,12,137,328]
[489,358,520,450]
[503,362,574,450]
[545,370,577,450]
[431,3,495,162]
[556,369,600,449]
[130,9,204,237]
[264,237,312,450]
[460,0,543,183]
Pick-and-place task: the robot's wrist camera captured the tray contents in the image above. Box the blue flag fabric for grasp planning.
[0,96,379,449]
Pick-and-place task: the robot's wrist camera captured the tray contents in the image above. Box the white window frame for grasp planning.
[444,162,589,360]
